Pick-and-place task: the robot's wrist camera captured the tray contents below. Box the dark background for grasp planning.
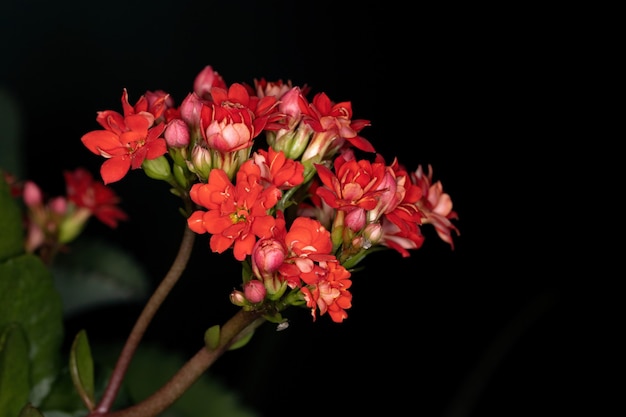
[1,1,597,416]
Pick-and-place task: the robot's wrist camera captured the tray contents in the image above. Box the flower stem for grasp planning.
[90,226,196,415]
[103,310,264,417]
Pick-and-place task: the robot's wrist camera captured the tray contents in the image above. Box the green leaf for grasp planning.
[0,324,31,416]
[51,237,150,316]
[0,171,25,262]
[36,365,89,415]
[0,253,64,405]
[18,403,45,417]
[228,329,255,351]
[204,325,221,351]
[69,330,95,411]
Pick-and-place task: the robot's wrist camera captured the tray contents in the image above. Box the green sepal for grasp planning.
[0,323,31,417]
[18,403,45,417]
[173,164,190,190]
[240,260,252,283]
[204,325,221,351]
[69,329,95,411]
[262,312,284,324]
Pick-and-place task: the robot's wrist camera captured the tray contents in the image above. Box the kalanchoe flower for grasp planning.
[301,260,352,323]
[186,161,280,261]
[299,92,375,166]
[251,148,304,191]
[411,164,460,249]
[63,167,128,228]
[16,168,126,261]
[81,89,168,184]
[72,63,460,328]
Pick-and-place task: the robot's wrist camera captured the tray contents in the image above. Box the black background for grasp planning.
[1,1,599,416]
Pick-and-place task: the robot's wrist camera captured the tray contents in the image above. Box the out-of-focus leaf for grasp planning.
[69,330,95,411]
[94,343,260,417]
[37,365,89,415]
[204,325,220,351]
[18,403,45,417]
[0,324,31,416]
[0,253,64,405]
[51,237,150,317]
[0,171,24,262]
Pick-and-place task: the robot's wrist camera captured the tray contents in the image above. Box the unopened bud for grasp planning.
[142,156,173,182]
[244,280,266,304]
[164,119,190,148]
[230,290,247,307]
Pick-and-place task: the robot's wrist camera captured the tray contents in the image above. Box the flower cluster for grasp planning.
[4,168,127,264]
[69,65,458,323]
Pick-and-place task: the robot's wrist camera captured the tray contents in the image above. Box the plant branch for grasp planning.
[105,309,265,417]
[90,226,196,415]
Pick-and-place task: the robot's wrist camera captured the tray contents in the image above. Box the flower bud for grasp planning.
[164,119,190,148]
[49,196,67,214]
[230,290,247,307]
[193,65,226,99]
[187,145,212,182]
[23,181,43,207]
[344,207,366,232]
[58,206,91,244]
[142,155,173,182]
[362,222,383,247]
[244,280,266,304]
[252,238,286,280]
[179,92,205,131]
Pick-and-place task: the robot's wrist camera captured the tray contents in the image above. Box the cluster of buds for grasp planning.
[4,168,127,264]
[79,65,460,324]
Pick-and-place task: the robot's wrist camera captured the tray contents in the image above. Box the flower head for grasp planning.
[187,162,280,261]
[81,90,168,184]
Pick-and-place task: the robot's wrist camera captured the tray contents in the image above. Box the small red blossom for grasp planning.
[63,168,128,228]
[301,260,352,323]
[411,164,460,249]
[81,90,168,184]
[252,148,304,190]
[299,92,374,161]
[187,164,279,261]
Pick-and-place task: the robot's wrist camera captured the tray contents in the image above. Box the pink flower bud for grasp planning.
[179,92,204,130]
[193,65,226,99]
[252,238,286,280]
[244,280,266,304]
[279,87,304,121]
[362,222,383,247]
[188,146,213,181]
[49,196,67,214]
[344,207,366,232]
[23,181,42,207]
[164,119,190,147]
[230,290,247,307]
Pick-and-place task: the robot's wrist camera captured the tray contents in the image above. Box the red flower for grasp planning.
[301,260,352,323]
[252,148,304,190]
[277,216,336,288]
[63,168,128,228]
[299,92,374,162]
[81,90,168,184]
[411,164,460,249]
[199,83,282,152]
[187,164,279,261]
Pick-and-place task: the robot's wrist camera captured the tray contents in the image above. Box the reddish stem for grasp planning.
[90,226,196,416]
